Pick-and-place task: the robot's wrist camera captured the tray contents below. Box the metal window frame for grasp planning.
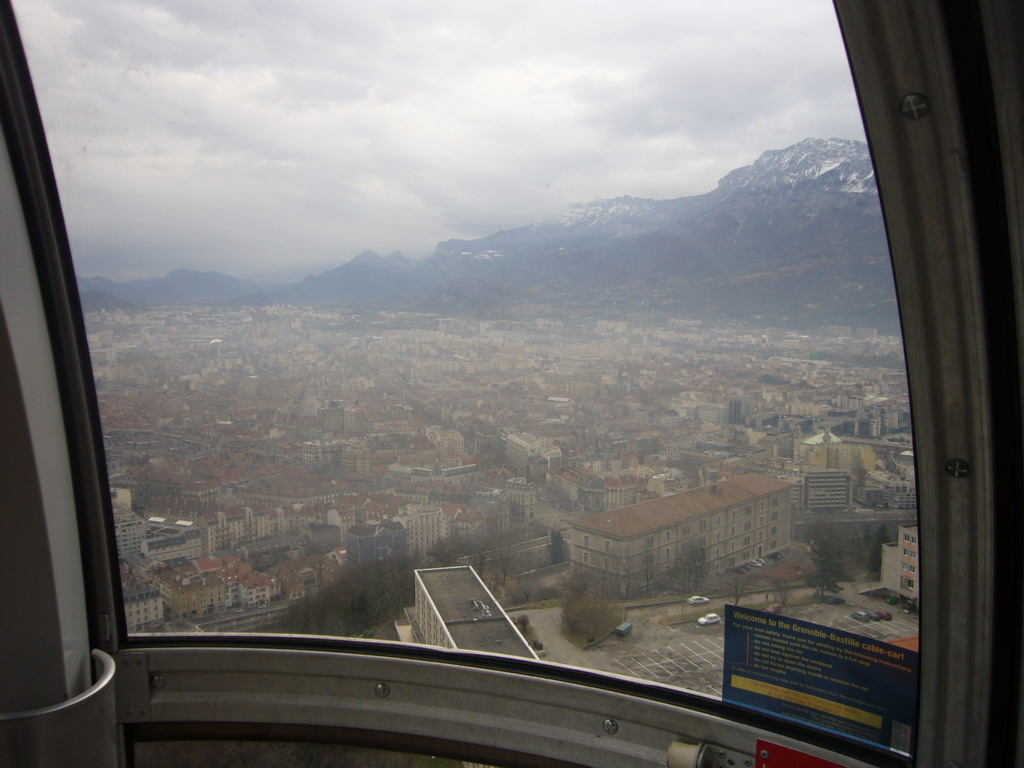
[1,0,1022,766]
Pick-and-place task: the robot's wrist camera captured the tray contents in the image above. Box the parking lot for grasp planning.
[779,598,919,641]
[811,611,918,641]
[612,635,726,696]
[597,590,919,698]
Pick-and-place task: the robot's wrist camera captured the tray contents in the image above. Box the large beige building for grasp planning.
[569,474,793,596]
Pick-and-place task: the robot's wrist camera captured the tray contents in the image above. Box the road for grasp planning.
[509,606,621,674]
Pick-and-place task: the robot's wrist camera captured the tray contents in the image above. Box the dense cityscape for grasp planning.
[7,1,937,761]
[95,302,918,671]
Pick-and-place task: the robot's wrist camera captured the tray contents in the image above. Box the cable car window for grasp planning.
[12,0,919,759]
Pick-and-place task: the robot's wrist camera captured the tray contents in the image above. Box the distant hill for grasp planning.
[77,139,897,331]
[288,250,426,304]
[78,290,138,313]
[76,269,260,306]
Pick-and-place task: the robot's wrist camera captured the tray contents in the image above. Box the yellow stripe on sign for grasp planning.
[731,675,883,728]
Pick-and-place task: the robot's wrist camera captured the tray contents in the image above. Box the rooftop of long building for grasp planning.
[571,473,793,539]
[416,567,535,659]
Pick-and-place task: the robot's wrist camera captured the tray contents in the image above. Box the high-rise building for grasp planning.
[113,504,146,559]
[801,469,853,513]
[728,397,753,426]
[319,403,345,436]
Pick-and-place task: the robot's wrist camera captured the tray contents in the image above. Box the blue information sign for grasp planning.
[722,604,917,755]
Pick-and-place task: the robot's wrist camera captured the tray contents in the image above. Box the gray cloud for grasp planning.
[13,0,866,280]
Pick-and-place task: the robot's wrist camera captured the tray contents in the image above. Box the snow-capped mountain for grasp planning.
[718,137,875,195]
[417,137,893,329]
[556,195,680,229]
[79,139,897,331]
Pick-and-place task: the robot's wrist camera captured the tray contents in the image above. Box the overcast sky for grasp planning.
[13,0,865,281]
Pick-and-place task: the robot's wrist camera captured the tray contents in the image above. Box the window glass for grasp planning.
[13,0,918,757]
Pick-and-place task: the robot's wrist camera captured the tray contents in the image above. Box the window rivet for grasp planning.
[900,93,929,119]
[150,674,165,688]
[945,458,970,478]
[375,682,391,698]
[760,750,770,759]
[602,718,618,734]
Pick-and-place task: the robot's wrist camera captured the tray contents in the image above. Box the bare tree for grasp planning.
[727,571,749,606]
[488,507,526,586]
[641,553,656,597]
[561,571,617,642]
[765,569,794,605]
[675,542,705,592]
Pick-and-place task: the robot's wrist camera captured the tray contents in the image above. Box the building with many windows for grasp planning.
[569,474,793,596]
[395,504,450,556]
[504,477,538,518]
[501,431,562,479]
[346,520,408,565]
[881,524,919,607]
[800,468,853,513]
[144,519,204,562]
[122,582,163,632]
[112,504,146,559]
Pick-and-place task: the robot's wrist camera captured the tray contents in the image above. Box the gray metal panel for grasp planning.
[0,650,118,767]
[125,645,881,768]
[836,1,1005,766]
[0,73,90,707]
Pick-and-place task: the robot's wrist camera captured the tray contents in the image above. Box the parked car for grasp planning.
[824,596,846,605]
[851,611,873,622]
[687,595,710,605]
[766,603,783,614]
[697,613,722,626]
[728,565,748,574]
[875,610,893,621]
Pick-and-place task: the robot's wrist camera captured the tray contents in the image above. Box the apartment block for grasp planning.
[569,474,793,596]
[801,468,853,513]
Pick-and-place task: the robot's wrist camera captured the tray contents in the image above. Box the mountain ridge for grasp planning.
[76,138,896,331]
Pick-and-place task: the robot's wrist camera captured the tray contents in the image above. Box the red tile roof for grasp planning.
[572,474,792,538]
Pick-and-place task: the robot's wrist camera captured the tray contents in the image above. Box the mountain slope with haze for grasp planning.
[77,139,896,331]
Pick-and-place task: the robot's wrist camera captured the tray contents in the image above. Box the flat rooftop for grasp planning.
[417,567,535,659]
